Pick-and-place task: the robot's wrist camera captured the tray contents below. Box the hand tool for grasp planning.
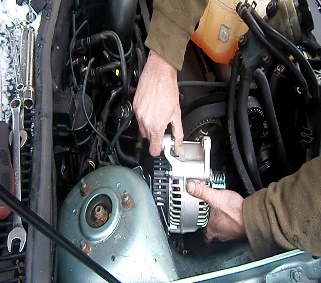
[7,98,27,252]
[0,70,14,220]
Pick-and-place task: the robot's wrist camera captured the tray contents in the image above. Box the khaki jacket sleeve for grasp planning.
[145,0,208,70]
[243,156,321,259]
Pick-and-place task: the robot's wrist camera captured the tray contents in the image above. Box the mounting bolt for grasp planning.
[80,239,92,256]
[266,0,278,18]
[290,270,301,282]
[121,190,134,210]
[80,178,90,196]
[238,35,247,48]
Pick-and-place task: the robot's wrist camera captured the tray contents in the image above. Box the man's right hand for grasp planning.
[187,179,246,242]
[133,50,184,157]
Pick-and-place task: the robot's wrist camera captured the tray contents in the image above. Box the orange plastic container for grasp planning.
[191,0,249,65]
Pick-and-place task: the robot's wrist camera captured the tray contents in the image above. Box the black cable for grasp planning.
[178,81,229,88]
[236,68,263,190]
[250,8,319,100]
[134,24,147,64]
[0,184,120,283]
[110,111,134,151]
[69,20,89,87]
[227,51,256,195]
[82,58,111,147]
[237,5,311,101]
[253,69,293,175]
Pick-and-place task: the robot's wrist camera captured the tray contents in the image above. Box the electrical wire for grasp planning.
[82,58,111,147]
[69,20,89,88]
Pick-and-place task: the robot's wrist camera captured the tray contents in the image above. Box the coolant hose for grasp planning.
[250,9,320,100]
[237,4,311,101]
[227,51,256,195]
[253,69,293,175]
[236,69,263,190]
[0,184,120,283]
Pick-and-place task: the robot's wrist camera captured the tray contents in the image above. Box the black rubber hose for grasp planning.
[237,5,311,101]
[91,61,121,78]
[110,111,135,151]
[227,52,256,195]
[236,68,263,190]
[134,24,147,64]
[116,140,139,166]
[77,31,128,100]
[101,87,123,132]
[135,47,144,78]
[250,9,319,100]
[253,69,293,174]
[269,67,283,102]
[0,184,120,283]
[178,81,229,88]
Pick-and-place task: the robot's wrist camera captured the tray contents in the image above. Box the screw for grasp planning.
[80,239,92,256]
[80,178,90,196]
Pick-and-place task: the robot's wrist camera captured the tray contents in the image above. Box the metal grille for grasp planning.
[0,109,33,283]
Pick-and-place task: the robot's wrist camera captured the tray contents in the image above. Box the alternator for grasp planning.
[153,135,225,234]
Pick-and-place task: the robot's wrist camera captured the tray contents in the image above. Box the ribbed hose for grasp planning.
[237,4,311,101]
[236,68,263,190]
[253,69,293,175]
[227,52,256,195]
[250,9,319,100]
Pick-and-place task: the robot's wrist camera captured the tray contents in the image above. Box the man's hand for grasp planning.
[133,50,184,157]
[187,179,246,242]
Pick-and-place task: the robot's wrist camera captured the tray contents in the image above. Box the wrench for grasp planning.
[7,98,27,253]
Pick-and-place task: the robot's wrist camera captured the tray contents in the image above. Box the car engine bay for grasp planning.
[1,0,321,282]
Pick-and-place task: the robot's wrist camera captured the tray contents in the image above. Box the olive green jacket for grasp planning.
[146,0,321,259]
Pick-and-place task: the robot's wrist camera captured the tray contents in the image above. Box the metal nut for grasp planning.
[94,205,109,227]
[121,191,134,210]
[80,239,92,256]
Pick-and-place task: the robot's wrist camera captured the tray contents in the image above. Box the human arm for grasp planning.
[133,0,208,156]
[187,156,321,259]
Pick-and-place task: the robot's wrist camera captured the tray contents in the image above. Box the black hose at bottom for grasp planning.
[227,52,256,195]
[0,184,120,283]
[236,68,263,190]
